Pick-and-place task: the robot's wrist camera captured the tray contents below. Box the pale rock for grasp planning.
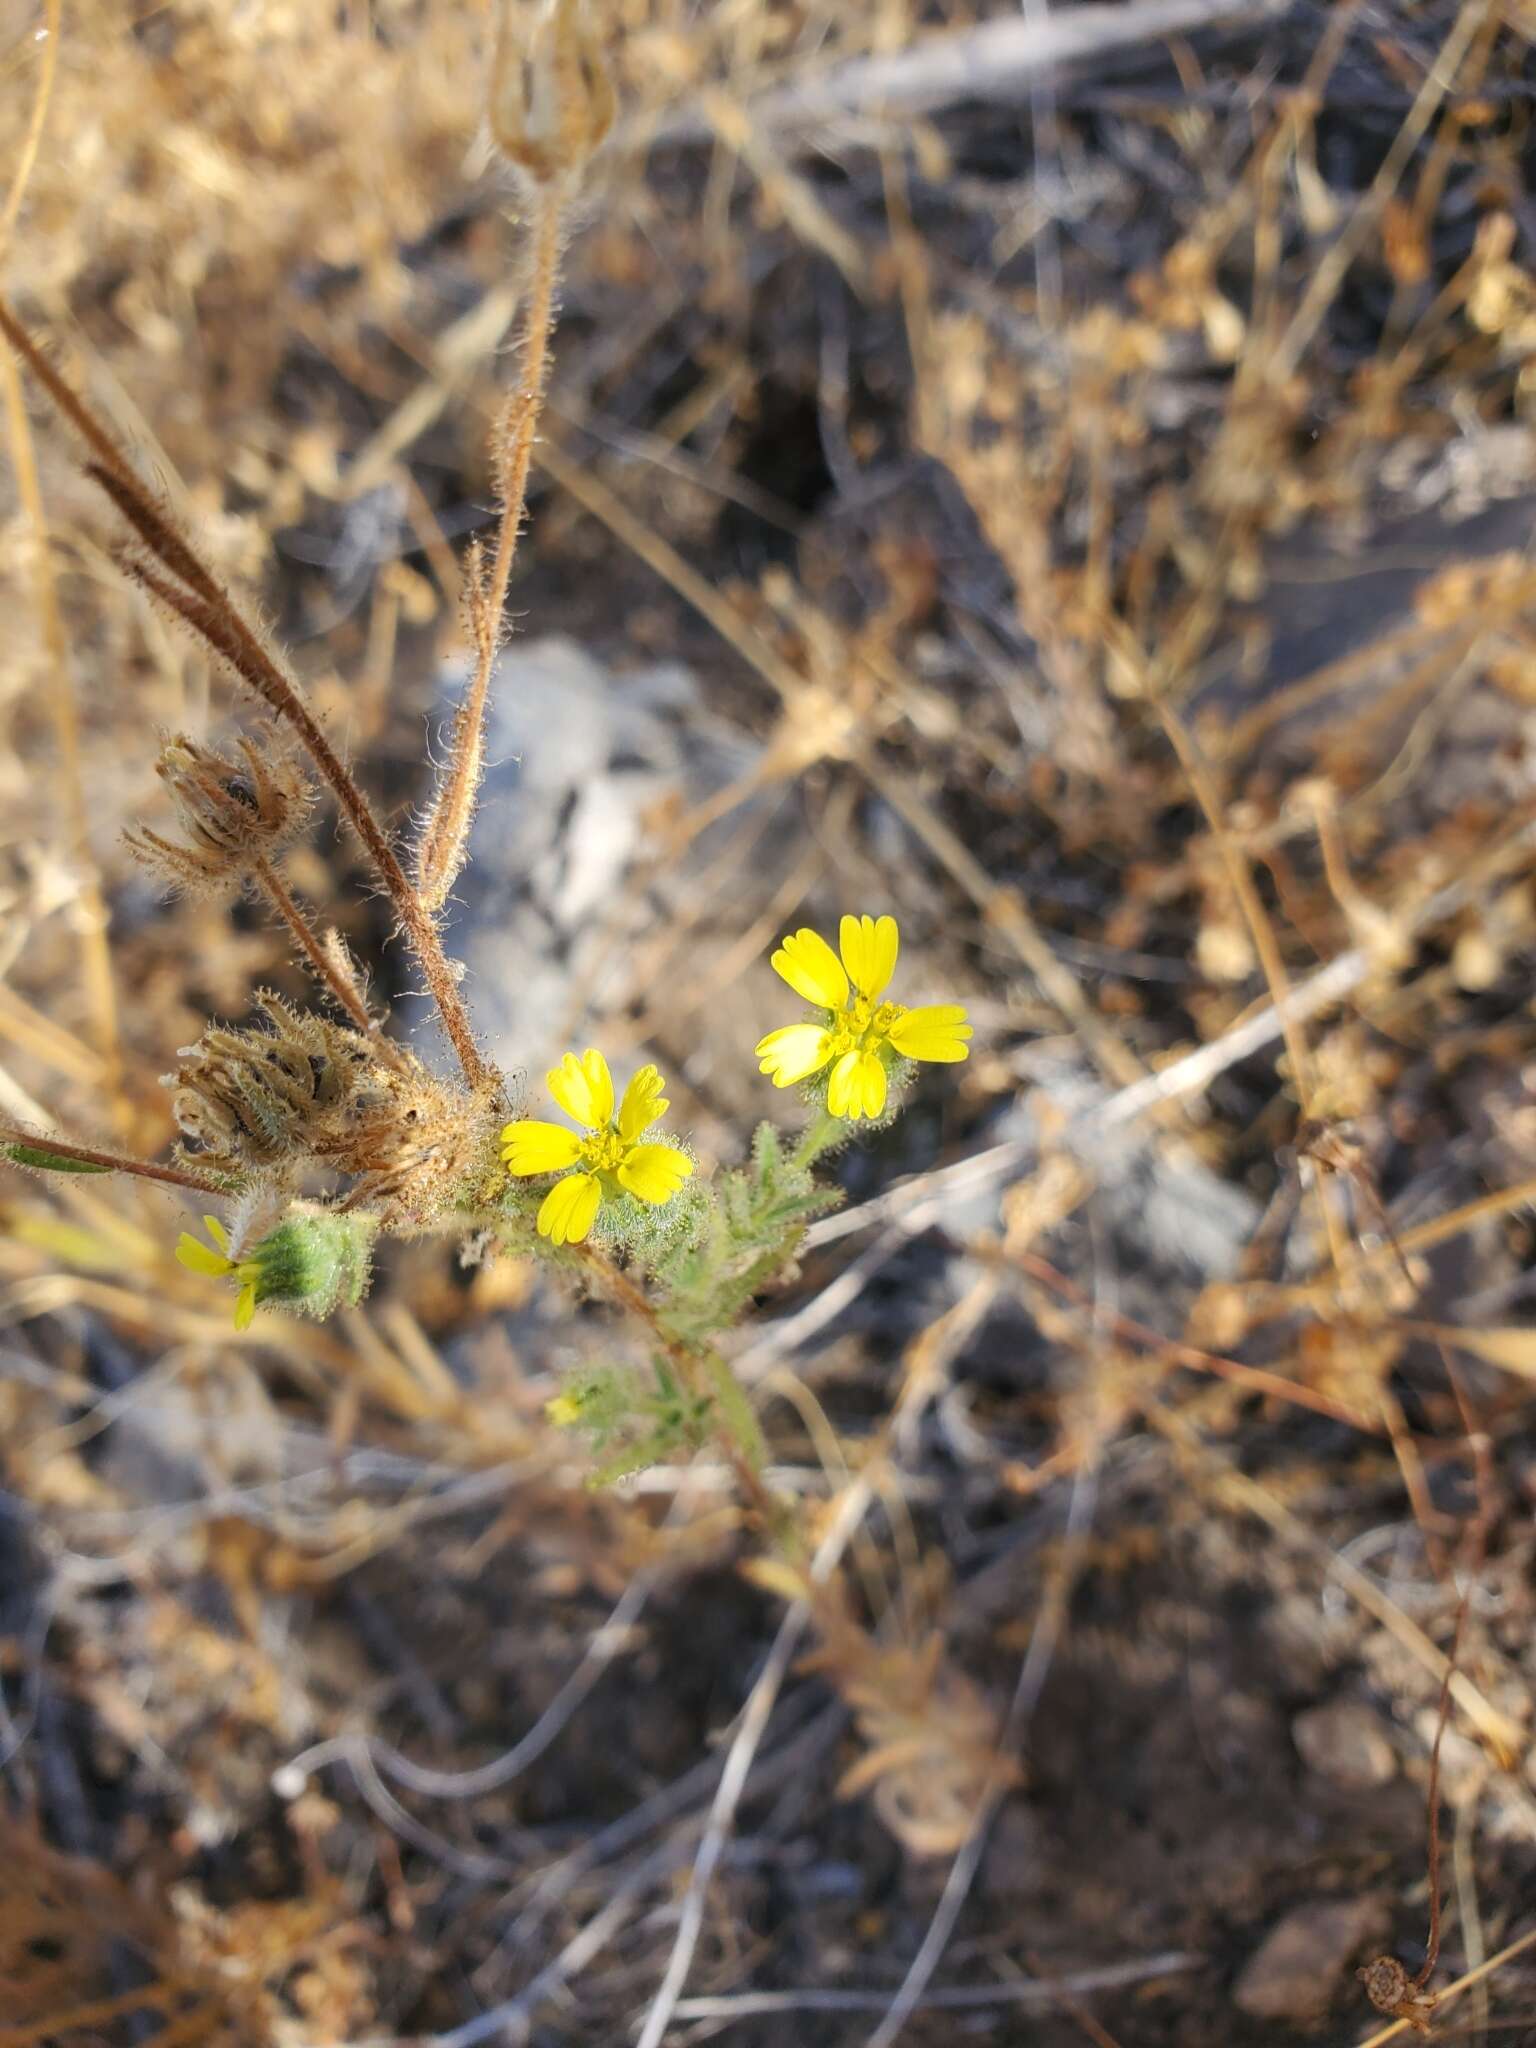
[1233,1895,1390,2023]
[1292,1702,1398,1789]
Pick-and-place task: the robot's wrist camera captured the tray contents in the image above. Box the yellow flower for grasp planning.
[502,1050,694,1246]
[175,1214,261,1330]
[755,913,972,1119]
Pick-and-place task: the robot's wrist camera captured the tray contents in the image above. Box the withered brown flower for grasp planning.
[125,731,313,897]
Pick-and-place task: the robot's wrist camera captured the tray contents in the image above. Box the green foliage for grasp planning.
[649,1120,842,1348]
[519,1116,850,1484]
[550,1358,715,1487]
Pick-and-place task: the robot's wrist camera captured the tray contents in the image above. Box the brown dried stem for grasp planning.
[1409,1340,1494,1996]
[251,857,377,1036]
[0,296,488,1089]
[415,187,565,914]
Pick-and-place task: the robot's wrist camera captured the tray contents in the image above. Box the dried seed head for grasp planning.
[490,0,615,186]
[168,994,501,1225]
[167,994,383,1173]
[125,731,314,896]
[323,1068,507,1232]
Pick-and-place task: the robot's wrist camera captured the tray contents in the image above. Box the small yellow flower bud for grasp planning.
[489,0,615,187]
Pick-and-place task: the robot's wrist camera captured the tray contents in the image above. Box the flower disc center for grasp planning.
[827,995,907,1059]
[581,1126,627,1174]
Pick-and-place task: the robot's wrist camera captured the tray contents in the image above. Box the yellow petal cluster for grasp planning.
[502,1051,694,1245]
[755,913,971,1120]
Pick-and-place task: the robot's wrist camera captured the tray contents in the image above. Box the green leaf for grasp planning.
[5,1144,113,1174]
[702,1347,767,1469]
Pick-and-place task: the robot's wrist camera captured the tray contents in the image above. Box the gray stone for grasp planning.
[1292,1702,1398,1789]
[412,636,764,1080]
[1233,1895,1390,2023]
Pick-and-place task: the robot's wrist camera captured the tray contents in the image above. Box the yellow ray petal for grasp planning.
[202,1215,231,1255]
[546,1048,614,1128]
[827,1048,887,1119]
[617,1142,694,1206]
[537,1170,602,1246]
[502,1119,585,1175]
[618,1063,669,1141]
[838,913,899,999]
[888,1005,973,1063]
[176,1231,232,1277]
[770,928,849,1009]
[755,1023,833,1086]
[233,1281,257,1331]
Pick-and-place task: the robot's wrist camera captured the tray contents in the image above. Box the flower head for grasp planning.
[755,913,971,1120]
[175,1206,377,1329]
[176,1215,262,1329]
[501,1050,694,1246]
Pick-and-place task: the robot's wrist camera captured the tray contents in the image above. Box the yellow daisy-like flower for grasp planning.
[502,1049,694,1246]
[175,1215,261,1330]
[755,913,972,1120]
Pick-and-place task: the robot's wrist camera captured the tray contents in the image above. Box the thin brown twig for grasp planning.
[1155,697,1314,1106]
[1025,1950,1125,2048]
[1006,1246,1384,1432]
[1148,1402,1523,1761]
[1413,1338,1496,1996]
[1417,1586,1466,1990]
[1269,0,1496,381]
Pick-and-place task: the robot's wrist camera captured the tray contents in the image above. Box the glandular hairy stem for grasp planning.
[416,187,566,917]
[0,1128,227,1193]
[253,857,376,1036]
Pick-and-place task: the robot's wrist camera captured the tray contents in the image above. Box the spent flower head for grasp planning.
[502,1050,693,1246]
[125,730,313,897]
[167,993,381,1173]
[490,0,614,187]
[756,914,972,1119]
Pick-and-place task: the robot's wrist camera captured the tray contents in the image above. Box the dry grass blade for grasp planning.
[0,340,123,1123]
[642,0,1289,144]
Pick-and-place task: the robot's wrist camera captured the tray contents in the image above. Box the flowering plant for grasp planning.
[0,15,972,1496]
